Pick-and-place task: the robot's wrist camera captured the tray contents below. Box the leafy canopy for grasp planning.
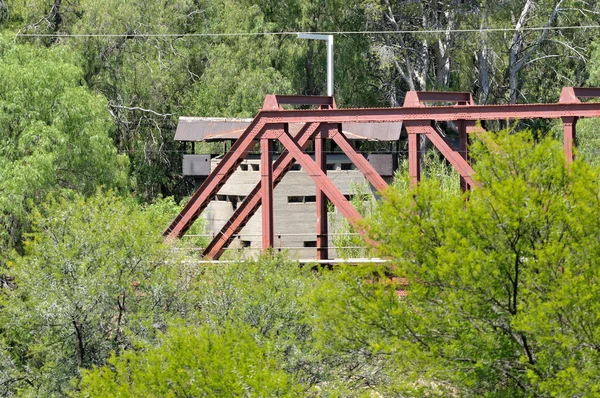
[79,324,300,397]
[0,38,128,251]
[312,130,600,396]
[1,192,186,396]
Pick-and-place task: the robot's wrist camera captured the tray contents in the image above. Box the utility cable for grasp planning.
[13,25,600,38]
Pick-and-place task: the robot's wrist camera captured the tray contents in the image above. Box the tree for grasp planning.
[78,324,300,397]
[0,192,188,396]
[57,0,298,199]
[186,254,323,386]
[311,131,600,396]
[0,38,128,253]
[181,1,293,117]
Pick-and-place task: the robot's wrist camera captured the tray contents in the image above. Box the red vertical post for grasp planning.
[458,120,469,192]
[261,138,274,250]
[408,132,421,186]
[562,116,578,163]
[315,128,328,260]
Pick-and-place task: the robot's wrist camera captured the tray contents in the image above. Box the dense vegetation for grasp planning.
[1,0,600,396]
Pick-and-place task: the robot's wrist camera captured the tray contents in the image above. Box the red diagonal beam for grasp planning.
[426,123,478,188]
[202,122,323,259]
[163,119,265,240]
[329,127,389,194]
[277,130,377,246]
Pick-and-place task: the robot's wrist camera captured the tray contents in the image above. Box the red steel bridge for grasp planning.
[164,87,600,260]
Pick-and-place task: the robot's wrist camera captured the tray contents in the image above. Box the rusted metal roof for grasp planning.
[175,117,253,142]
[174,117,402,142]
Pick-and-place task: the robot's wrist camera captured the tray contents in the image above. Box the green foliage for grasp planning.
[182,1,293,118]
[392,149,461,193]
[188,255,320,381]
[142,195,209,250]
[589,40,600,86]
[79,324,300,397]
[0,38,128,252]
[329,130,600,396]
[309,263,446,396]
[330,182,375,258]
[64,0,203,200]
[2,1,600,396]
[79,254,338,396]
[0,192,189,396]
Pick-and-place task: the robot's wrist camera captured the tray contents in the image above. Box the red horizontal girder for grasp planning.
[255,102,600,124]
[165,87,600,259]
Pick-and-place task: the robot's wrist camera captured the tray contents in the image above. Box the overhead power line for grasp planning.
[13,25,600,38]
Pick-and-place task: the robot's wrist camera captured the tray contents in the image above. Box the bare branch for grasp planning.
[108,104,172,117]
[523,54,566,67]
[549,38,589,61]
[517,0,565,70]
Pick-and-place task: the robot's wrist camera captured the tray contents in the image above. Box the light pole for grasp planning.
[297,33,334,260]
[297,33,334,96]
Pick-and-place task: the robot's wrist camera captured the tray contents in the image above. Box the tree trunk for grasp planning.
[478,37,490,103]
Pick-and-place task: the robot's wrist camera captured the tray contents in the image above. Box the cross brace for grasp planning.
[166,87,600,259]
[202,122,323,259]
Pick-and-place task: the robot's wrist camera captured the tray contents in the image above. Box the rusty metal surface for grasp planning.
[163,118,265,239]
[263,95,336,108]
[278,129,379,249]
[562,117,578,163]
[426,123,477,188]
[166,87,600,258]
[255,102,600,124]
[559,87,600,103]
[405,122,422,186]
[458,121,470,192]
[331,130,389,193]
[175,118,401,142]
[277,130,364,233]
[260,138,274,249]
[315,133,328,260]
[174,117,253,141]
[403,91,474,107]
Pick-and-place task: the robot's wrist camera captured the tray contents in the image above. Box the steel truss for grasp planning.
[164,87,600,259]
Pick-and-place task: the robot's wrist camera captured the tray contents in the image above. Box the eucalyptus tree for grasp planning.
[0,38,128,253]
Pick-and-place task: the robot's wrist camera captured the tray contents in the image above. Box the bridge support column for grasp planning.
[408,133,421,186]
[562,116,578,163]
[316,130,328,260]
[261,137,274,250]
[405,122,423,187]
[458,120,470,192]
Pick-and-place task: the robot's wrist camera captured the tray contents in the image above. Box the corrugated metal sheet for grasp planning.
[174,117,402,142]
[175,117,253,142]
